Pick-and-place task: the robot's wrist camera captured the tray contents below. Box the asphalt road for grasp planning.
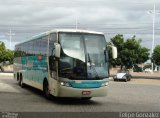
[0,75,160,113]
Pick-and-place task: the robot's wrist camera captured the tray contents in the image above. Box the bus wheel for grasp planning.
[17,73,20,82]
[81,97,92,100]
[19,74,25,88]
[43,81,51,99]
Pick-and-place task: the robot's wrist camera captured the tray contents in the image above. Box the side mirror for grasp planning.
[112,46,117,59]
[54,43,61,58]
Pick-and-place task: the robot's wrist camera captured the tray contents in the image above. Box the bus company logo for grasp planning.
[38,55,43,60]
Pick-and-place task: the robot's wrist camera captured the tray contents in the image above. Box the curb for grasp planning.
[110,75,160,80]
[0,73,13,76]
[132,76,160,80]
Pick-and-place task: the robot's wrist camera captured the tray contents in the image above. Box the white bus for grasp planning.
[14,29,117,100]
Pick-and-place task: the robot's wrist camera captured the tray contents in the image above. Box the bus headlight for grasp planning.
[101,82,109,87]
[60,82,71,87]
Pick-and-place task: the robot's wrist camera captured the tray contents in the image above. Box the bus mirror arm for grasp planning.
[51,48,56,60]
[104,50,109,62]
[51,48,55,56]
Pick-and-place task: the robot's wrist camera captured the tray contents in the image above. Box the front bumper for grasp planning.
[57,85,108,97]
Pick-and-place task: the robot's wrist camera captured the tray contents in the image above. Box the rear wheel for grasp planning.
[19,74,25,88]
[18,74,20,85]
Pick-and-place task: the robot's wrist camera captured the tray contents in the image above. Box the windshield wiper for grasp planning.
[87,53,100,79]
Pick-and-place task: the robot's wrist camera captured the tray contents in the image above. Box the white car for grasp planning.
[113,70,131,82]
[144,68,152,73]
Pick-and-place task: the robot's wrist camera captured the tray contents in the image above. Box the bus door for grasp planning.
[48,33,59,96]
[49,56,59,96]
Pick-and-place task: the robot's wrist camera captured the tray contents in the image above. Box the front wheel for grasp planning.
[43,81,51,99]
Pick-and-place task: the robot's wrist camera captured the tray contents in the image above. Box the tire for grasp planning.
[18,75,21,86]
[125,78,128,82]
[19,74,25,88]
[43,81,51,99]
[81,97,92,100]
[128,77,131,81]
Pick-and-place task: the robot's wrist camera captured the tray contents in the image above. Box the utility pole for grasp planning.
[151,3,155,73]
[6,29,15,49]
[148,3,160,72]
[75,16,80,30]
[76,17,78,29]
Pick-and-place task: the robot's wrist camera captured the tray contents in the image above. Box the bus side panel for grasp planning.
[14,34,49,91]
[22,55,49,91]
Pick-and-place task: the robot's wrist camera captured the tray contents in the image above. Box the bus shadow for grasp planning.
[50,97,101,105]
[0,78,101,106]
[21,84,101,105]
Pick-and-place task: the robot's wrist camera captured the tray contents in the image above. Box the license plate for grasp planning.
[82,91,91,95]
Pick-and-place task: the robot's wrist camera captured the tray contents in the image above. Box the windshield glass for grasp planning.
[59,32,108,80]
[59,33,85,62]
[85,34,108,79]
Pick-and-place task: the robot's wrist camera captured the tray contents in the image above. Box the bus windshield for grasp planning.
[59,33,108,80]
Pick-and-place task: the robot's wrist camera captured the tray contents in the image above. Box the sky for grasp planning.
[0,0,160,52]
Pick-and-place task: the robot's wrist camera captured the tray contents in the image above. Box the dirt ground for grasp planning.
[130,72,160,77]
[129,79,160,85]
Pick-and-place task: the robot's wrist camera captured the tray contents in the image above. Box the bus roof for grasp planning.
[15,29,104,47]
[49,29,104,34]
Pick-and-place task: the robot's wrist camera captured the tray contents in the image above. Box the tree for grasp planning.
[4,49,14,64]
[109,35,150,69]
[0,41,14,64]
[0,41,6,63]
[110,34,125,68]
[152,45,160,65]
